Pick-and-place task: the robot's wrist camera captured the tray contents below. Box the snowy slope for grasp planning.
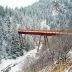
[0,48,39,72]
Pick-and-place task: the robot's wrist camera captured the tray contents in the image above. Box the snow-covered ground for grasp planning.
[0,55,27,72]
[0,57,23,72]
[0,40,44,72]
[0,46,72,72]
[0,48,39,72]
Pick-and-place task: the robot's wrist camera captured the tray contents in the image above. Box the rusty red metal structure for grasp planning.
[17,29,72,52]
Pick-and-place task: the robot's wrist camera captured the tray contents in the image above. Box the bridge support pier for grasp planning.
[37,35,49,52]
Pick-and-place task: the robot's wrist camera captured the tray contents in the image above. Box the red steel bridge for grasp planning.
[17,29,72,52]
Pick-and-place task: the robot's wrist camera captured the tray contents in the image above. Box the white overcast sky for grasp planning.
[0,0,39,9]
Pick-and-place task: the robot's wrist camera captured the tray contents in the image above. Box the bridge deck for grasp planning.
[17,29,72,50]
[17,29,72,36]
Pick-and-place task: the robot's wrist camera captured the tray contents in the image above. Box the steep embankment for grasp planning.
[51,50,72,72]
[1,48,72,72]
[51,61,71,72]
[37,50,72,72]
[0,48,53,72]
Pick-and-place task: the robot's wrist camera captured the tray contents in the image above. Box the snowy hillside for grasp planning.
[0,48,39,72]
